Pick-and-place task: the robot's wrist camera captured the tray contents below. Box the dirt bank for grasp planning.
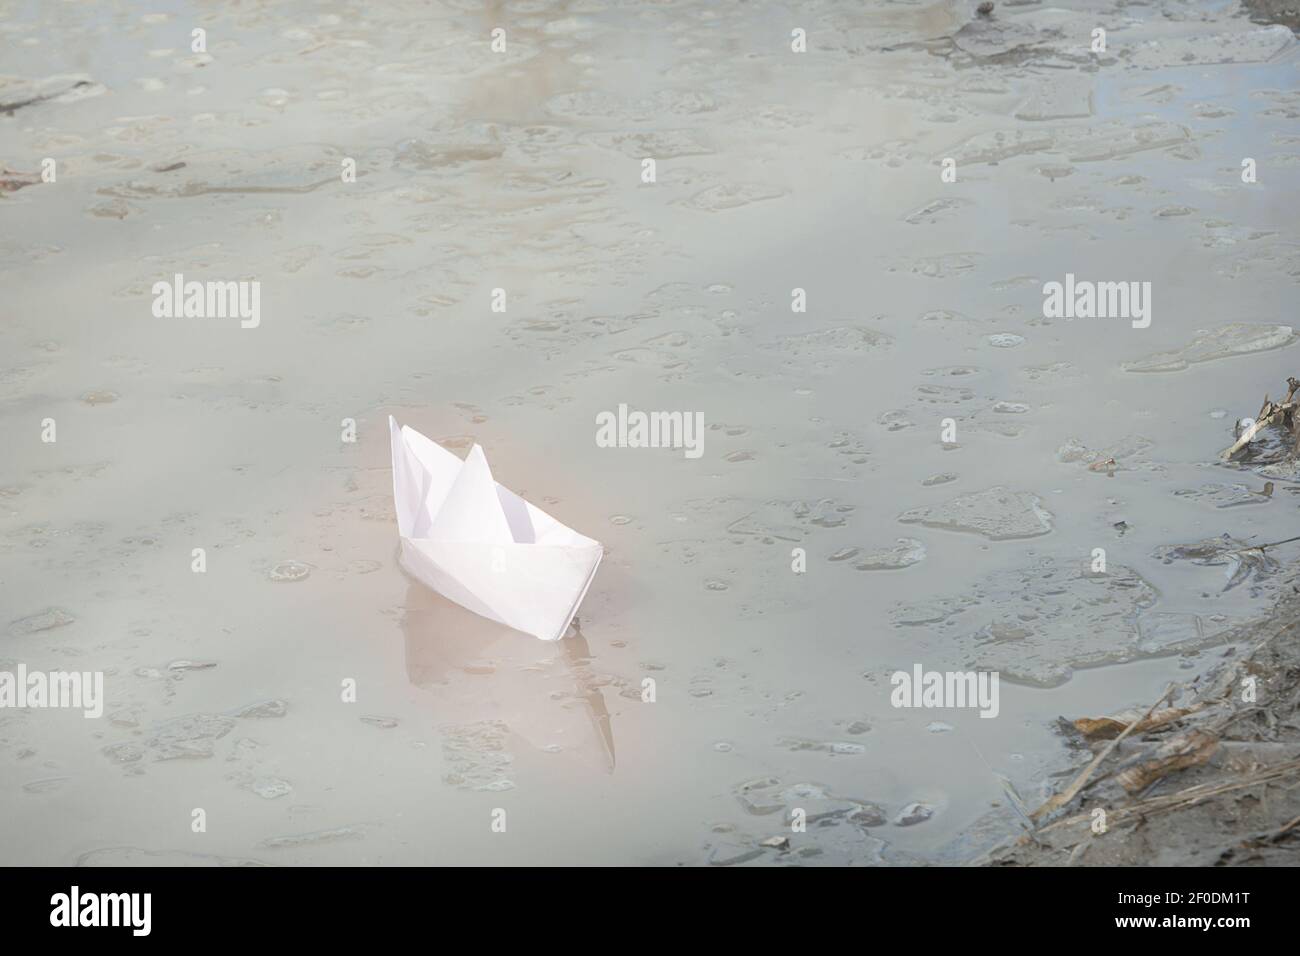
[1243,0,1300,34]
[982,566,1300,866]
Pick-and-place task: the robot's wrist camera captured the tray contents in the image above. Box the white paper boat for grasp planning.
[389,416,603,641]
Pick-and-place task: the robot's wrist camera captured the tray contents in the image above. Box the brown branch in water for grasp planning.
[0,80,92,115]
[1039,758,1300,834]
[1031,617,1300,829]
[1030,684,1177,822]
[1242,534,1300,552]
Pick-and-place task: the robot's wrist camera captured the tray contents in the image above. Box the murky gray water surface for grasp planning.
[2,0,1298,865]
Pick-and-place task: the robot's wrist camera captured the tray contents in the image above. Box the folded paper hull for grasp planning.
[389,416,603,642]
[397,536,602,642]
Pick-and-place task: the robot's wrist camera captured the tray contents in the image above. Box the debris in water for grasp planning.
[0,76,102,114]
[1219,376,1298,461]
[1156,532,1298,593]
[1116,730,1219,795]
[1,168,41,194]
[1073,706,1195,740]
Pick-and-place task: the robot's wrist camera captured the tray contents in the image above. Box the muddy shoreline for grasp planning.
[1244,0,1300,35]
[981,566,1300,866]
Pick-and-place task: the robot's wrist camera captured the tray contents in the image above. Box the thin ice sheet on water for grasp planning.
[889,558,1213,687]
[1122,323,1295,373]
[898,486,1053,541]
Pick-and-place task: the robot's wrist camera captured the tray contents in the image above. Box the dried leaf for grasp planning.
[1031,684,1177,822]
[1073,706,1193,740]
[1115,730,1218,794]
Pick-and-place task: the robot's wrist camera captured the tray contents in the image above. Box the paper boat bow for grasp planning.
[389,416,603,641]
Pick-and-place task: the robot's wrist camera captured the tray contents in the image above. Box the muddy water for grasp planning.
[2,0,1298,865]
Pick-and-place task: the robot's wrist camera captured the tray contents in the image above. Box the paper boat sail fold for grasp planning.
[389,416,603,641]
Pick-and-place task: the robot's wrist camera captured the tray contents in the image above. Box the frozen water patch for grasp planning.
[1015,76,1094,121]
[99,146,344,199]
[546,89,719,121]
[717,496,858,542]
[1057,435,1154,467]
[440,720,515,792]
[77,847,268,866]
[259,825,370,850]
[706,777,933,865]
[951,19,1049,61]
[896,252,980,279]
[128,714,235,762]
[9,608,75,636]
[898,487,1052,540]
[903,197,972,225]
[988,333,1025,348]
[1258,459,1300,482]
[948,121,1189,166]
[851,538,927,571]
[1121,324,1295,373]
[892,558,1197,687]
[1173,482,1271,509]
[764,326,893,359]
[1119,25,1294,69]
[579,129,712,158]
[678,183,788,212]
[268,561,311,582]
